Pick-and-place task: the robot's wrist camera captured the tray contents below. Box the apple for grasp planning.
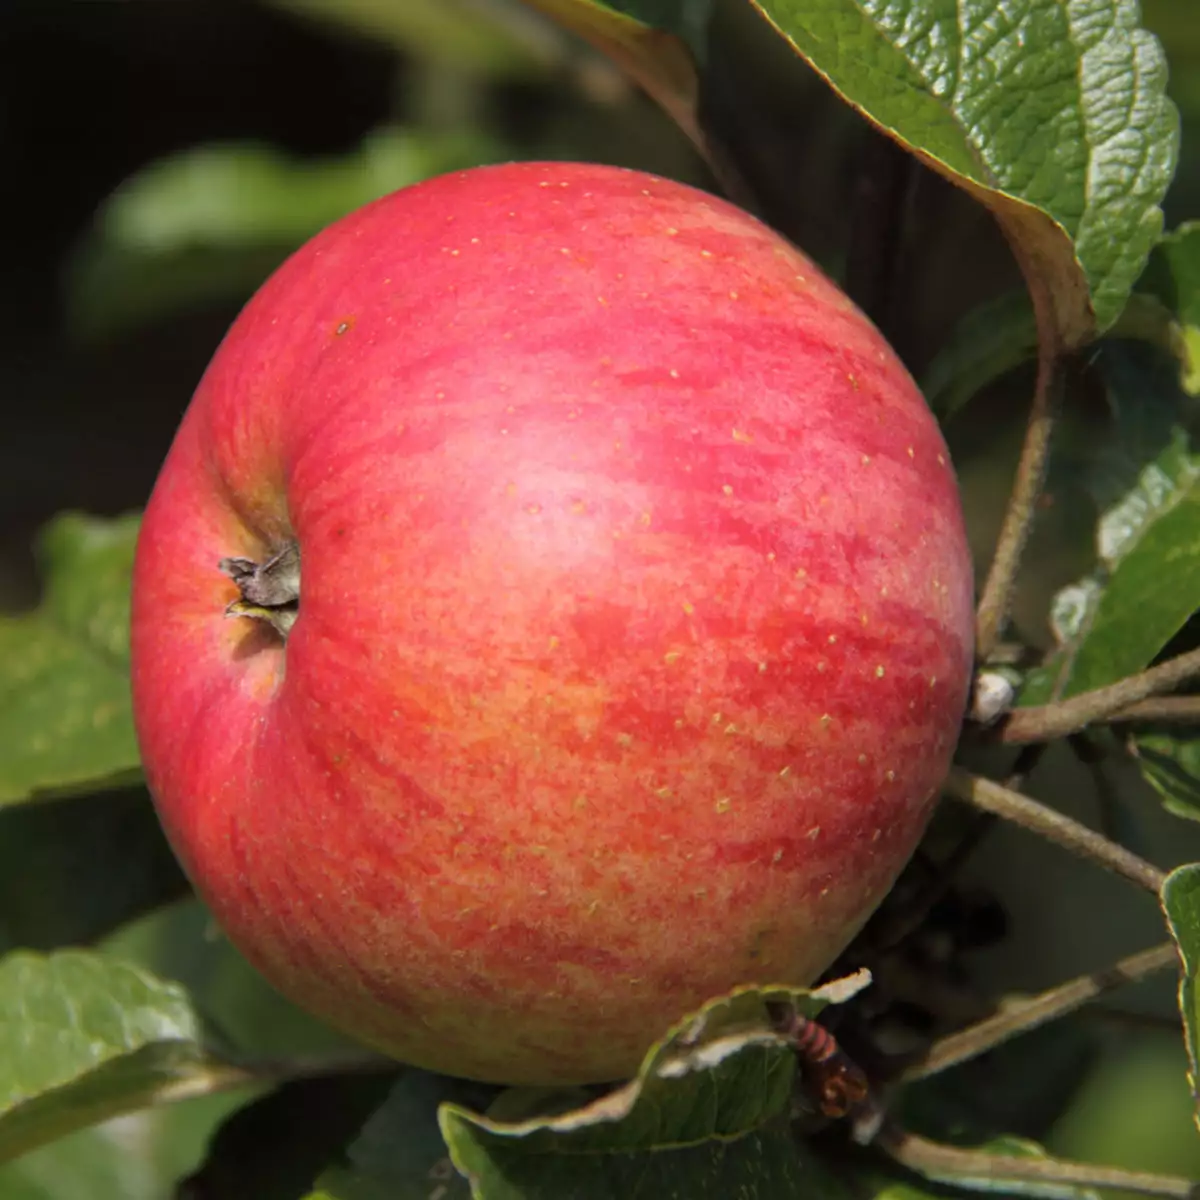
[130,161,974,1085]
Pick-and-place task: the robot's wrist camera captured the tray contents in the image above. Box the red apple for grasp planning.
[131,161,973,1085]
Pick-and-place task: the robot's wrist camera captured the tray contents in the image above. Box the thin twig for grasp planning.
[975,342,1064,660]
[1001,661,1200,742]
[903,941,1178,1081]
[878,1123,1198,1199]
[944,766,1166,893]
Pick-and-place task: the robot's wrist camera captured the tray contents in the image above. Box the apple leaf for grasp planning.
[438,984,840,1198]
[743,0,1178,345]
[1135,730,1200,823]
[1160,864,1198,1123]
[0,949,218,1164]
[0,1089,251,1200]
[68,126,503,339]
[0,513,143,808]
[922,290,1183,425]
[1018,345,1199,705]
[308,981,868,1199]
[922,291,1039,423]
[1140,222,1200,394]
[0,787,187,953]
[443,1113,812,1199]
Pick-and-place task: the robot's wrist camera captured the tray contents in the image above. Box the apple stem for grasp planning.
[994,648,1200,743]
[876,1121,1198,1198]
[974,341,1064,661]
[901,940,1178,1082]
[943,766,1165,894]
[219,541,301,639]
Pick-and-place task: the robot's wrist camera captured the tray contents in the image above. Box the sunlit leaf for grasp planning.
[0,950,219,1163]
[1141,222,1200,393]
[0,1092,251,1200]
[0,514,142,807]
[1160,864,1199,1124]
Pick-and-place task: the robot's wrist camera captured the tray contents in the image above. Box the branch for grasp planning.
[1001,652,1200,743]
[943,767,1166,893]
[903,941,1179,1081]
[878,1124,1198,1199]
[975,341,1064,660]
[1113,696,1200,724]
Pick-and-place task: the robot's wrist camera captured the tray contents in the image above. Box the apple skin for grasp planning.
[131,161,974,1085]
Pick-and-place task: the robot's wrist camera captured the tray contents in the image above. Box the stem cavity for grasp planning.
[219,542,301,639]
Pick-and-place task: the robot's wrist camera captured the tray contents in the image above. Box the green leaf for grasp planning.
[68,126,504,339]
[439,984,835,1198]
[1160,864,1199,1124]
[311,981,865,1199]
[0,1090,254,1200]
[0,787,187,953]
[1136,729,1200,822]
[444,1114,813,1199]
[0,513,142,807]
[0,949,217,1163]
[308,1072,491,1200]
[1019,346,1199,704]
[1141,222,1200,393]
[922,291,1039,422]
[752,0,1179,344]
[922,290,1183,424]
